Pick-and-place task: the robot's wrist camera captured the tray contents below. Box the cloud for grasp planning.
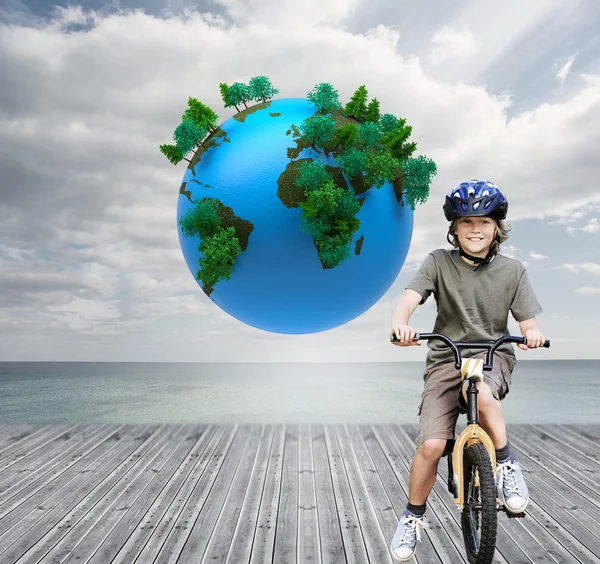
[562,263,579,273]
[500,245,519,259]
[555,54,576,83]
[548,202,600,224]
[581,262,600,275]
[429,27,477,65]
[576,286,600,295]
[567,218,599,234]
[212,0,361,26]
[561,262,600,275]
[530,252,548,260]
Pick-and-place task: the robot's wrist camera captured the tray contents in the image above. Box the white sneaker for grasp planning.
[390,509,428,562]
[496,458,529,513]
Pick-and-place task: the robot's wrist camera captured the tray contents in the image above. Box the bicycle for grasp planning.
[390,332,550,564]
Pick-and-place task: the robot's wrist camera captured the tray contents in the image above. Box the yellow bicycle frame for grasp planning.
[452,357,498,507]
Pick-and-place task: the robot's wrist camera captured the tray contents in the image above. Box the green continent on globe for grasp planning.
[232,101,274,123]
[179,195,254,296]
[277,105,403,269]
[187,127,227,176]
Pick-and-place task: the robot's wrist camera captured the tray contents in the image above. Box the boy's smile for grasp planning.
[455,216,497,260]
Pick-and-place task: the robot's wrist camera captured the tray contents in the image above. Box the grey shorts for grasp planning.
[415,350,516,450]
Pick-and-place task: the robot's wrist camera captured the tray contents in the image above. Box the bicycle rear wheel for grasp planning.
[461,441,497,564]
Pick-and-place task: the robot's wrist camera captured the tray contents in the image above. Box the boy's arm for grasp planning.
[390,289,423,345]
[517,316,545,350]
[391,289,423,325]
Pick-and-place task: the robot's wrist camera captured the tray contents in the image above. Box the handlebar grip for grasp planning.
[518,336,551,348]
[390,332,423,342]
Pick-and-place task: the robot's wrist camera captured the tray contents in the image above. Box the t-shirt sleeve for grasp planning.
[406,253,437,305]
[510,267,543,322]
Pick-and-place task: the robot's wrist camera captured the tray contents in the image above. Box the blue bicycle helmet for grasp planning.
[443,179,508,222]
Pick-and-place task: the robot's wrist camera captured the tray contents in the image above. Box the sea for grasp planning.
[0,361,598,425]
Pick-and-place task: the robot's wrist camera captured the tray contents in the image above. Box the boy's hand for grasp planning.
[391,325,421,346]
[518,329,545,350]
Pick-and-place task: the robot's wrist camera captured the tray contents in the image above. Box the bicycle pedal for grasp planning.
[499,506,526,518]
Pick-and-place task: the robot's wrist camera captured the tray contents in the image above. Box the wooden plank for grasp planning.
[0,424,161,562]
[0,425,134,530]
[0,425,113,500]
[502,436,600,557]
[107,424,223,564]
[248,424,286,564]
[568,425,600,440]
[323,425,369,564]
[0,424,80,471]
[310,424,345,564]
[518,495,600,563]
[509,426,600,499]
[131,424,239,563]
[335,424,393,563]
[225,424,276,564]
[13,424,175,563]
[529,424,600,466]
[150,424,253,563]
[55,425,193,563]
[540,425,600,460]
[273,424,299,564]
[0,426,50,451]
[297,424,320,564]
[180,423,262,563]
[506,428,600,524]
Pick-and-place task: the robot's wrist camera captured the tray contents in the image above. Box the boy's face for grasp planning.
[455,216,497,257]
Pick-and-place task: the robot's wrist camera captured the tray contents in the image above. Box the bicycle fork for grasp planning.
[448,365,498,509]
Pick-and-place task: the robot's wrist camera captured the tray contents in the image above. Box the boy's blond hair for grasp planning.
[446,217,512,257]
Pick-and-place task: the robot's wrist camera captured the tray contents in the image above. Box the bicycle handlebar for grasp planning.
[390,332,550,370]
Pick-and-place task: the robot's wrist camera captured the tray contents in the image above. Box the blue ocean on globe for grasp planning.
[177,98,413,334]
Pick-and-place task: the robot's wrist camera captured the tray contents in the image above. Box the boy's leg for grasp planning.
[460,352,529,513]
[391,361,460,562]
[408,439,447,504]
[461,380,507,448]
[459,350,512,448]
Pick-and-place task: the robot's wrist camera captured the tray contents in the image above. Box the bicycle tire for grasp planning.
[461,441,497,564]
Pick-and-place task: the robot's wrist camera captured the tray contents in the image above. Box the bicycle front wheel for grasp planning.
[461,441,497,564]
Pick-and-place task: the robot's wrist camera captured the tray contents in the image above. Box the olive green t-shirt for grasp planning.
[406,249,543,367]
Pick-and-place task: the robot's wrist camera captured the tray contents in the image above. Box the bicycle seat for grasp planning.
[460,357,484,382]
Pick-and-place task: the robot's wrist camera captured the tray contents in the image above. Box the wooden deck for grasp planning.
[0,423,599,563]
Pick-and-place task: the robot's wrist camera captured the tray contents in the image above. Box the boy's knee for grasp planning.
[461,381,496,409]
[477,382,497,409]
[418,438,448,461]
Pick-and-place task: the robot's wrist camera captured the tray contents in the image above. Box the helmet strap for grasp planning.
[459,246,496,271]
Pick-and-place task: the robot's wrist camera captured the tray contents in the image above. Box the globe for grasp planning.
[177,97,414,334]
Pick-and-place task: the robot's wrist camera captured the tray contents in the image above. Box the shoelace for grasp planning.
[397,514,428,547]
[497,460,521,496]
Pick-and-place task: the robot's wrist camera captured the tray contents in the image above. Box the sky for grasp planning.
[1,0,599,362]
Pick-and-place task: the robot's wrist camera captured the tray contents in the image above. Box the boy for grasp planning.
[389,180,545,562]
